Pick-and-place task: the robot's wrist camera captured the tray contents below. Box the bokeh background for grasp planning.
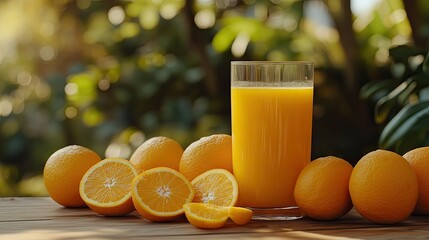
[0,0,428,196]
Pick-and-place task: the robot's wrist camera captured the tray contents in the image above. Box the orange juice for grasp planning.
[231,85,313,207]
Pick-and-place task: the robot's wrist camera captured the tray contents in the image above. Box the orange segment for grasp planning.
[183,203,253,229]
[183,203,229,229]
[79,158,138,216]
[132,167,194,222]
[228,207,253,225]
[191,169,238,206]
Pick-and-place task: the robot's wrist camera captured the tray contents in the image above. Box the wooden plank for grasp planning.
[0,197,428,240]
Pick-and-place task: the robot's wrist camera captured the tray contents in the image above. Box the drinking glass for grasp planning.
[231,61,314,220]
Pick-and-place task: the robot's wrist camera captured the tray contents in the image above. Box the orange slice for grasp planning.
[183,203,253,229]
[79,158,138,216]
[131,167,194,222]
[191,169,238,206]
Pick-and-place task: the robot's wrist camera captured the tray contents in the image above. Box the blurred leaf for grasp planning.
[379,101,429,148]
[423,52,429,75]
[371,11,385,33]
[374,96,396,124]
[67,73,98,107]
[212,17,275,52]
[359,79,398,101]
[394,131,427,154]
[374,78,416,123]
[390,63,406,79]
[411,72,429,86]
[119,22,140,39]
[212,24,238,52]
[397,81,417,103]
[420,87,429,101]
[139,6,159,30]
[389,45,424,63]
[82,107,104,127]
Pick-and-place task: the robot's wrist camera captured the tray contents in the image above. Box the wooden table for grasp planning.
[1,198,428,239]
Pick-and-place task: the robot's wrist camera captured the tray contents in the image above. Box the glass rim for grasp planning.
[231,61,313,65]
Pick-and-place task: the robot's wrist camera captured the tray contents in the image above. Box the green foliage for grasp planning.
[213,17,276,52]
[361,45,429,153]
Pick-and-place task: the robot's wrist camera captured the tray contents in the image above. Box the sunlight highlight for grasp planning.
[65,83,79,96]
[108,6,126,25]
[39,46,56,61]
[65,106,78,119]
[17,72,32,86]
[160,3,181,20]
[195,10,215,29]
[139,7,159,30]
[130,131,146,148]
[231,32,250,57]
[106,143,132,159]
[0,98,13,117]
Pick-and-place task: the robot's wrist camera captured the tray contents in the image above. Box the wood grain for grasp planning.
[0,198,428,239]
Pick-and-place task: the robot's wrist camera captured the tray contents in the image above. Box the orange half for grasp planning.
[191,169,238,206]
[79,158,138,216]
[132,167,194,222]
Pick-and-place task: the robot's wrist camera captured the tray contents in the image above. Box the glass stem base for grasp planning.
[247,206,303,221]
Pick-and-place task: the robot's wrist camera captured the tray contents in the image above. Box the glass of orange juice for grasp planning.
[231,61,313,220]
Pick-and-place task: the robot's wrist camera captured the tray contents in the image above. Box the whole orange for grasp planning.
[403,146,429,215]
[294,156,353,220]
[130,136,183,173]
[179,134,232,181]
[349,149,418,224]
[43,145,101,207]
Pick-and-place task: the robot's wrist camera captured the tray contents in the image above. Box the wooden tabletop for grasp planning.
[1,197,428,239]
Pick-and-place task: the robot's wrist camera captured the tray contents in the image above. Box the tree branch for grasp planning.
[325,0,360,99]
[402,0,427,49]
[183,0,218,96]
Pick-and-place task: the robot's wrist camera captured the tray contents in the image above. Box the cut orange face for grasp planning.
[79,158,138,216]
[132,167,194,222]
[191,169,238,207]
[183,203,253,229]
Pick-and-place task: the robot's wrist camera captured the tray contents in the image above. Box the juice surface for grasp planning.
[231,86,313,208]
